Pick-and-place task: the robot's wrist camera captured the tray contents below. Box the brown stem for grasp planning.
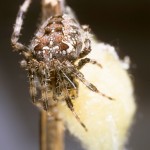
[41,0,65,21]
[40,1,65,150]
[40,110,64,150]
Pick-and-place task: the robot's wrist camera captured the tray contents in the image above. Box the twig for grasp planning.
[40,0,65,150]
[41,0,65,21]
[40,111,64,150]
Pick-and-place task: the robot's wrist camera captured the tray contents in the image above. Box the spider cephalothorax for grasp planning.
[11,0,113,131]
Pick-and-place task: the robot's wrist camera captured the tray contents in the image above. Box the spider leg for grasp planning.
[56,60,77,89]
[77,58,102,70]
[11,0,32,56]
[60,69,76,89]
[40,77,49,111]
[51,69,59,102]
[73,68,114,100]
[60,69,87,131]
[28,70,37,104]
[39,64,49,111]
[65,97,88,131]
[79,39,91,58]
[78,25,92,59]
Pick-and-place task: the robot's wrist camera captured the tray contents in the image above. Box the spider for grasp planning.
[11,0,113,131]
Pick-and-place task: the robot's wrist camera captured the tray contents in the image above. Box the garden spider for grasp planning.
[11,0,113,131]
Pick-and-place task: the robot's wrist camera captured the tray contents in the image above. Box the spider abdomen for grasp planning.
[31,15,83,62]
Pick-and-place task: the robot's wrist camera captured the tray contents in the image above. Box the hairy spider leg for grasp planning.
[78,39,91,59]
[28,68,37,104]
[60,70,77,89]
[77,58,102,70]
[56,60,77,89]
[38,63,49,111]
[77,28,102,69]
[59,66,88,131]
[51,66,59,102]
[65,97,88,131]
[57,60,78,100]
[11,0,32,56]
[78,26,92,59]
[65,62,114,100]
[76,70,114,100]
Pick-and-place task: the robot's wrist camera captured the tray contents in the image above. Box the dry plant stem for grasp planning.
[40,111,64,150]
[41,0,65,21]
[40,0,65,150]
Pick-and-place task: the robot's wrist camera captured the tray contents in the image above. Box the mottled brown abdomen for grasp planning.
[31,15,83,62]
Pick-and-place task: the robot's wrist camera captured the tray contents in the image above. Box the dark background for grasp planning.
[0,0,150,150]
